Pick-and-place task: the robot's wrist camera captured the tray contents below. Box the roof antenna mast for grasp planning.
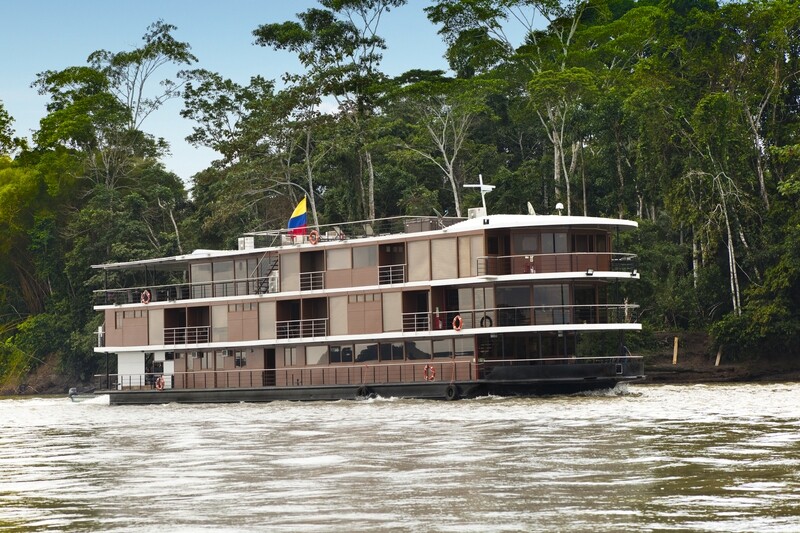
[464,174,496,215]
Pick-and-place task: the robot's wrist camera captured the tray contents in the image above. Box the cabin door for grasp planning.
[264,348,276,386]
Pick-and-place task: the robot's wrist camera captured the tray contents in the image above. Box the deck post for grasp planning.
[672,337,679,365]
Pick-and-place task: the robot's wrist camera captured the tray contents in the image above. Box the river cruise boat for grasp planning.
[90,201,644,404]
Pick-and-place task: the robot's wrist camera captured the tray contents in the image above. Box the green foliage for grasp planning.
[3,1,800,392]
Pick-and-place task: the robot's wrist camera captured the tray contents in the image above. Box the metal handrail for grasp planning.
[378,264,405,284]
[276,318,329,339]
[300,271,325,291]
[94,273,278,305]
[164,326,211,345]
[403,304,639,332]
[95,354,643,391]
[476,252,637,276]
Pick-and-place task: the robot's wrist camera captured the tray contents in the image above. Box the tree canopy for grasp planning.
[1,0,799,388]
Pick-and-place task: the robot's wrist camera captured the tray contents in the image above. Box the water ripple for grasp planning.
[1,383,799,531]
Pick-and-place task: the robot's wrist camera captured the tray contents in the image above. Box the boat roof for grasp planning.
[91,213,637,271]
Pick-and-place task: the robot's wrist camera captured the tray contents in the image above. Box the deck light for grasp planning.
[586,269,594,276]
[631,269,638,277]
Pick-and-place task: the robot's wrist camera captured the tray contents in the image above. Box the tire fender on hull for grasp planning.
[444,384,460,401]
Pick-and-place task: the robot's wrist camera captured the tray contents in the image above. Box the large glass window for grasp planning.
[306,345,328,365]
[355,343,378,362]
[330,345,353,364]
[542,233,568,253]
[353,245,377,268]
[327,248,351,270]
[380,342,404,361]
[284,347,298,367]
[513,233,538,254]
[454,337,473,357]
[213,261,234,297]
[496,285,532,327]
[534,284,569,324]
[405,340,432,360]
[191,263,212,298]
[433,339,453,359]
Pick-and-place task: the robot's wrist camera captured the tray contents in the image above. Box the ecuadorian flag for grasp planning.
[287,197,307,235]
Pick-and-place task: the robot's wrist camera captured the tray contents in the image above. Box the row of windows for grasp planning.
[283,338,474,367]
[228,303,257,312]
[348,293,381,303]
[115,310,146,329]
[181,350,248,370]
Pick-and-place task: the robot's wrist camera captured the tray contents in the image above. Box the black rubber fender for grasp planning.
[445,384,460,401]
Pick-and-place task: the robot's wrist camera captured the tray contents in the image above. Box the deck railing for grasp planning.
[94,355,643,391]
[476,252,637,276]
[276,318,329,339]
[379,264,405,285]
[300,271,325,291]
[95,274,278,306]
[402,304,638,332]
[164,326,211,345]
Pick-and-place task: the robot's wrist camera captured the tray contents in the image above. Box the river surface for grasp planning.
[1,383,799,532]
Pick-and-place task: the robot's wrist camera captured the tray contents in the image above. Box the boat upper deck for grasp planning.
[92,213,639,307]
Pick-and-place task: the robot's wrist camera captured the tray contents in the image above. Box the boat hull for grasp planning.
[102,360,644,405]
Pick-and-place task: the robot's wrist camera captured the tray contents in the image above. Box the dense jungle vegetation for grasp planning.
[1,0,799,388]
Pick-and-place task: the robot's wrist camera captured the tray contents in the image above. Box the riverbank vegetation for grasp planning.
[1,0,798,390]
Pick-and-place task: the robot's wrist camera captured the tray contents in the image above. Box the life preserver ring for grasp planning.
[140,289,151,304]
[155,375,165,391]
[423,364,436,381]
[480,315,493,327]
[452,314,463,331]
[309,230,320,245]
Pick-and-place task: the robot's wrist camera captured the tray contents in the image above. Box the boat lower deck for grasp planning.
[95,359,645,405]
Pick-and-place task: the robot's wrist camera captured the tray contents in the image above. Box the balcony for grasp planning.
[164,326,211,345]
[94,274,278,306]
[379,264,406,285]
[276,318,329,339]
[401,303,639,332]
[300,271,324,291]
[476,253,637,276]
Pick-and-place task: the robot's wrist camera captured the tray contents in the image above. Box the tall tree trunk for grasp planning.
[365,150,376,221]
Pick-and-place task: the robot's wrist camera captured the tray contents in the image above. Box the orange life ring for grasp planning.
[309,230,320,245]
[423,364,436,381]
[140,289,151,304]
[155,375,165,391]
[452,314,463,331]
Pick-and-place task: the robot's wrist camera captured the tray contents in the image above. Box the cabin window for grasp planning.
[355,343,378,362]
[496,285,531,327]
[115,311,123,329]
[191,263,212,298]
[284,347,298,367]
[380,342,404,361]
[306,345,328,365]
[433,339,452,359]
[405,340,432,360]
[513,233,538,254]
[327,248,351,270]
[235,259,248,295]
[213,261,234,297]
[235,350,247,368]
[533,284,569,324]
[454,337,473,357]
[475,287,495,313]
[542,233,568,254]
[330,345,353,364]
[353,245,377,268]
